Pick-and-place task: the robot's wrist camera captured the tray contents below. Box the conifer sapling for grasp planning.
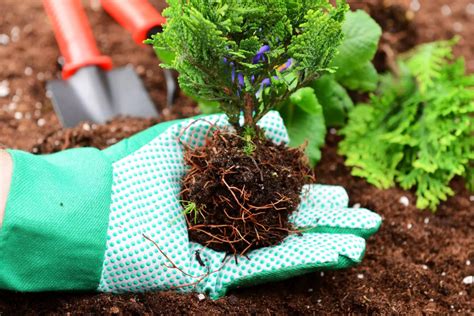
[147,0,349,255]
[148,0,348,135]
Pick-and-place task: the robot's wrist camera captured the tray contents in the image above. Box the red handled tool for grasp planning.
[101,0,178,106]
[100,0,166,45]
[44,0,158,127]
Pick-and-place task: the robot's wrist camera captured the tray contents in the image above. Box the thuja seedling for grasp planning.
[149,0,348,256]
[148,0,349,137]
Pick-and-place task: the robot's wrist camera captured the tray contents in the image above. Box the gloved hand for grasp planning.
[0,112,381,299]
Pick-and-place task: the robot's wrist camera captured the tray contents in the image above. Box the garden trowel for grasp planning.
[100,0,179,107]
[43,0,158,128]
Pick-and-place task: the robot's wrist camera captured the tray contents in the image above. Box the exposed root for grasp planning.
[181,129,313,256]
[143,234,229,290]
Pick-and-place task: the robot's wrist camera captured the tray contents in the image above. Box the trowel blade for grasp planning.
[47,65,158,127]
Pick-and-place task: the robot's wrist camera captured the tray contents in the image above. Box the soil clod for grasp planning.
[181,129,313,255]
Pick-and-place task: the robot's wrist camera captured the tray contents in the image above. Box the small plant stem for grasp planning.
[243,93,255,130]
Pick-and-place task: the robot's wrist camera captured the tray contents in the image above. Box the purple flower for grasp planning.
[225,45,294,95]
[230,62,236,82]
[257,58,294,96]
[237,73,245,87]
[257,45,271,55]
[252,45,270,64]
[277,58,293,72]
[257,76,278,96]
[260,78,271,89]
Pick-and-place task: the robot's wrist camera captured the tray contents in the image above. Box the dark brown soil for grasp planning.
[0,0,473,314]
[181,130,312,255]
[1,134,472,315]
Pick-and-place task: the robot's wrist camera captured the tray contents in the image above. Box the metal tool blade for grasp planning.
[47,65,158,127]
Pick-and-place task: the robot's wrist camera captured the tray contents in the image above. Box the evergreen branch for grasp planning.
[149,0,348,133]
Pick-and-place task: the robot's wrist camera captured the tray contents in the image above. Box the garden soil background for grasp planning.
[0,0,472,314]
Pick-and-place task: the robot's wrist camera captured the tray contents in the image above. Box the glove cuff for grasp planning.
[0,148,113,291]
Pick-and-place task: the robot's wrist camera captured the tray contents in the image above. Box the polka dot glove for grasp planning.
[98,111,382,299]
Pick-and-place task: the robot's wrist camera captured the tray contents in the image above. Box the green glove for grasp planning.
[0,112,381,299]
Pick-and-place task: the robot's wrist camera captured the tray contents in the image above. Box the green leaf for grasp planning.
[289,86,321,114]
[331,10,382,76]
[337,61,379,92]
[311,76,354,127]
[279,87,326,167]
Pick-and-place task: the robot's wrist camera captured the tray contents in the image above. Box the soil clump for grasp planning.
[181,130,313,255]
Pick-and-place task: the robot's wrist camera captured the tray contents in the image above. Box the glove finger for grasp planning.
[290,184,381,239]
[294,208,382,239]
[192,233,366,299]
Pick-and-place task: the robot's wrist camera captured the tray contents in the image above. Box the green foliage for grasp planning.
[310,75,353,127]
[283,9,381,165]
[405,38,456,94]
[337,61,378,92]
[278,87,326,166]
[148,0,348,131]
[315,10,382,127]
[181,200,200,224]
[241,126,258,156]
[193,9,381,120]
[193,9,382,165]
[331,10,382,78]
[339,40,474,211]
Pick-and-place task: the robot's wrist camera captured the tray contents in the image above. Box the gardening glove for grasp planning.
[0,111,382,299]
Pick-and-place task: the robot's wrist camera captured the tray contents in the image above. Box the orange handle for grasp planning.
[43,0,113,79]
[101,0,166,45]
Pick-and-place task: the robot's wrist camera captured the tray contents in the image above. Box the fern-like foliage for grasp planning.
[405,39,456,94]
[148,0,348,131]
[339,40,474,211]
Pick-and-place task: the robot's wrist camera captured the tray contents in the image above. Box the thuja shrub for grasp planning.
[148,0,349,133]
[182,7,383,166]
[146,0,352,254]
[339,40,474,211]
